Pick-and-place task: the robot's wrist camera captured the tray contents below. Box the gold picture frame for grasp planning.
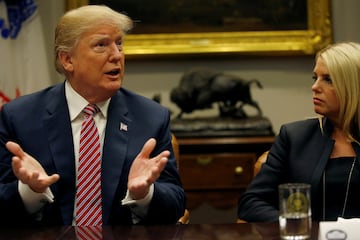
[65,0,332,58]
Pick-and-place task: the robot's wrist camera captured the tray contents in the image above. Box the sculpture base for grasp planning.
[171,116,274,138]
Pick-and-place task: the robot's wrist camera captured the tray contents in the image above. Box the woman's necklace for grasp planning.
[322,157,357,220]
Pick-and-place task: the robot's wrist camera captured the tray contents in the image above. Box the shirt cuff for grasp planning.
[121,184,154,224]
[121,184,154,206]
[18,181,54,214]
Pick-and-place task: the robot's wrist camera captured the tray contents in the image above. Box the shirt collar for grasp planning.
[65,81,110,121]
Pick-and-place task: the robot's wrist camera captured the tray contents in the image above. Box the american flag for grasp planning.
[120,122,128,131]
[0,0,52,108]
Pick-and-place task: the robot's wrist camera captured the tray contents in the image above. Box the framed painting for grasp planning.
[65,0,332,58]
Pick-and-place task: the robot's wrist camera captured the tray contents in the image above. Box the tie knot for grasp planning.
[83,104,100,116]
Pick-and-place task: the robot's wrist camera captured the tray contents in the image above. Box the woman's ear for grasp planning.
[58,51,73,72]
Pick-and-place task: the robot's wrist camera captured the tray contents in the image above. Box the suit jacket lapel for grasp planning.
[102,91,131,223]
[42,86,132,224]
[43,83,76,224]
[309,118,334,218]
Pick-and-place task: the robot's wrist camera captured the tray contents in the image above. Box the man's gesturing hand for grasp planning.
[128,138,169,200]
[6,141,60,193]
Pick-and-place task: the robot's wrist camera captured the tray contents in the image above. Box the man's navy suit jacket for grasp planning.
[0,82,185,226]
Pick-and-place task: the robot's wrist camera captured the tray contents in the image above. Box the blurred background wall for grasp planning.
[36,0,360,134]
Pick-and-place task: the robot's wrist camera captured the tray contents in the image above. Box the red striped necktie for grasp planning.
[75,104,103,226]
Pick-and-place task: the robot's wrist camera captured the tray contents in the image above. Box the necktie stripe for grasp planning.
[77,173,101,192]
[77,192,101,214]
[77,196,101,214]
[78,174,101,194]
[80,124,98,138]
[78,162,100,180]
[79,146,100,161]
[80,136,97,146]
[78,147,101,172]
[78,204,102,225]
[76,104,102,226]
[77,192,101,210]
[78,151,100,170]
[77,184,101,203]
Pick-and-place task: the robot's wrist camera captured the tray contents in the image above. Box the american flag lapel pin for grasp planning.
[120,122,128,131]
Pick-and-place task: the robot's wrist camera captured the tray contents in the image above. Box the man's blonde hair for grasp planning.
[54,5,133,74]
[317,42,360,142]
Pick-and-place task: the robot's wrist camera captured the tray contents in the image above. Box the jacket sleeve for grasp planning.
[143,114,186,224]
[237,124,291,222]
[0,105,41,226]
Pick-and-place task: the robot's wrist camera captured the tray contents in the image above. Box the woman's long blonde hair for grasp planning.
[317,42,360,143]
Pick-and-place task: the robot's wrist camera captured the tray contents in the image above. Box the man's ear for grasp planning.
[59,51,73,72]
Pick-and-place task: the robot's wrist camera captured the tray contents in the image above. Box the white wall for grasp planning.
[36,0,360,134]
[37,0,64,83]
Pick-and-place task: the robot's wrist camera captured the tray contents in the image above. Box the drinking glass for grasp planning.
[278,183,311,240]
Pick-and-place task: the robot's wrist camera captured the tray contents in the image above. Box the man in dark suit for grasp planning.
[0,5,185,226]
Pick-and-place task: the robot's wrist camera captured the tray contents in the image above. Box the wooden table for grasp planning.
[0,222,320,239]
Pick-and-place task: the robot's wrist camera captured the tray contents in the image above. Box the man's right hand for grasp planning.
[6,141,60,193]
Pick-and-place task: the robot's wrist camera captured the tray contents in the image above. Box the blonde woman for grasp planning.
[238,42,360,222]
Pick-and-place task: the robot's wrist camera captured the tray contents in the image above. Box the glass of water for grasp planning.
[278,183,311,240]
